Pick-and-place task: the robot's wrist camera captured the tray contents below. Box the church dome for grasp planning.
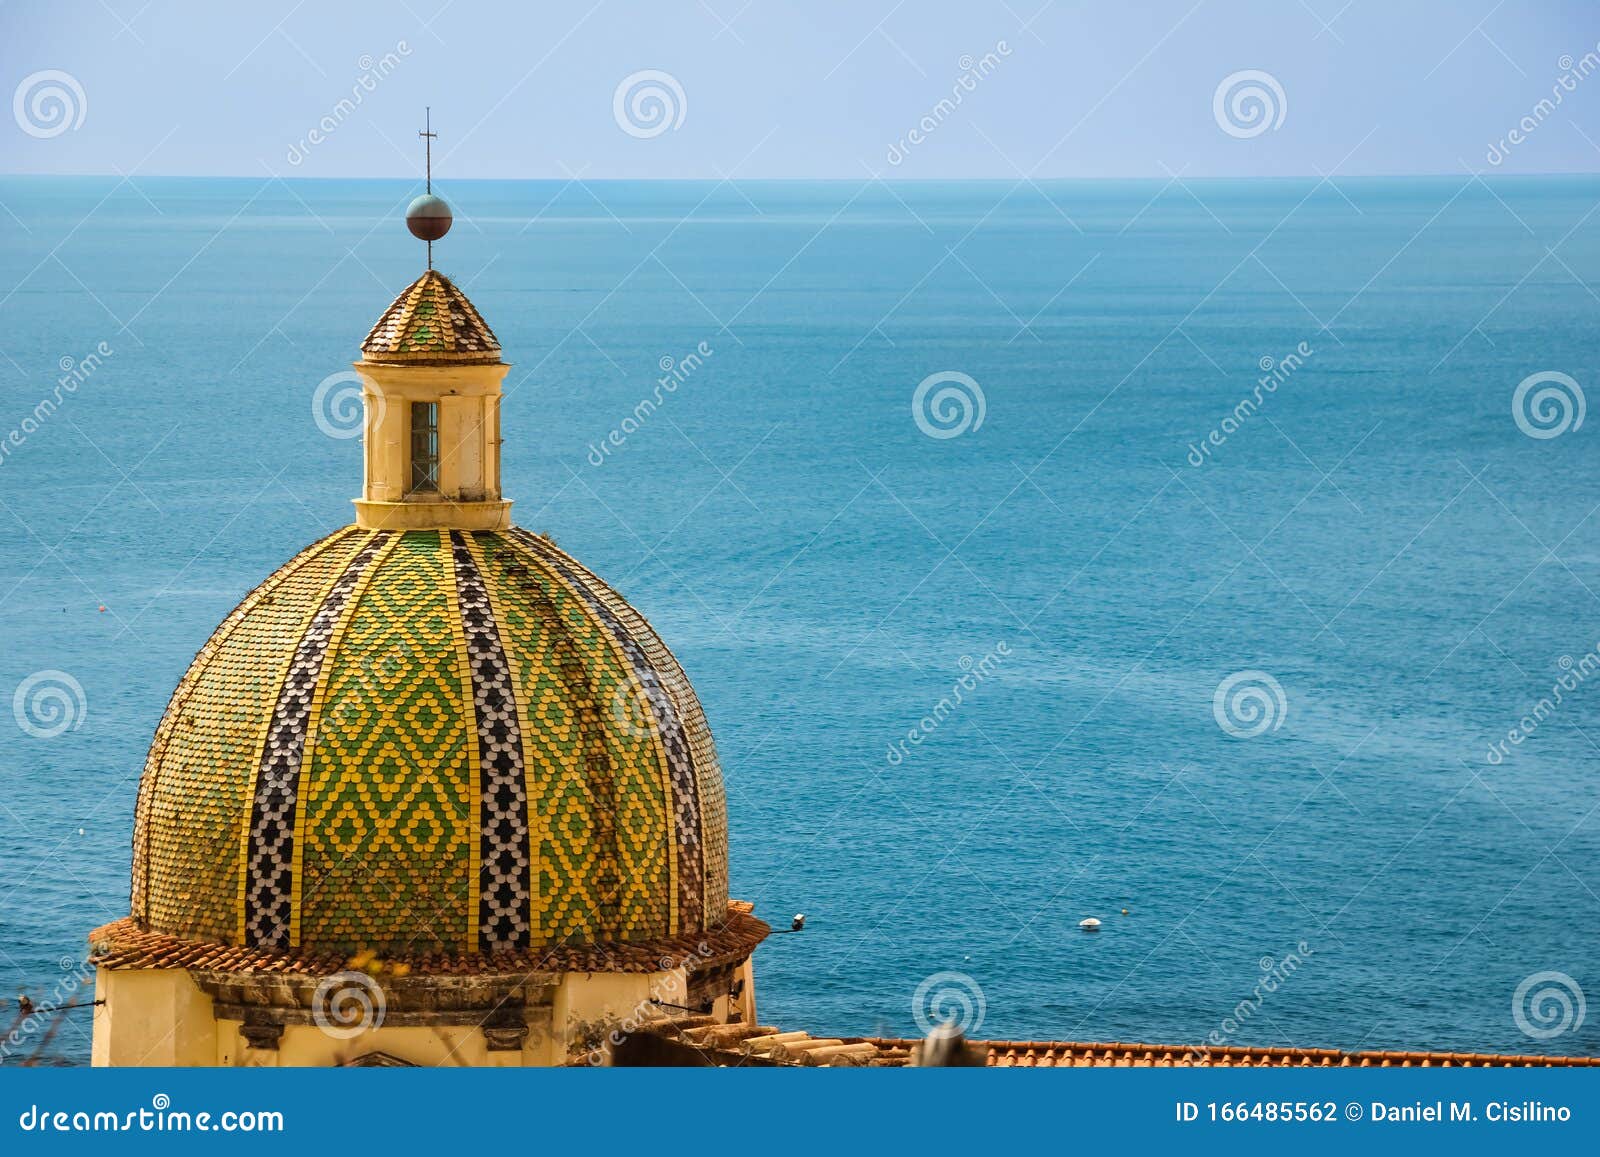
[93,143,764,1072]
[130,523,729,958]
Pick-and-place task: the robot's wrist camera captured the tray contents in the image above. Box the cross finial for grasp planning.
[405,108,451,270]
[419,106,437,194]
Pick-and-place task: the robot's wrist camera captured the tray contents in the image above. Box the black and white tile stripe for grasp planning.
[450,531,532,953]
[243,532,387,949]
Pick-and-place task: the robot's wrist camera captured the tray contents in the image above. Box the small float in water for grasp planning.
[1079,917,1101,931]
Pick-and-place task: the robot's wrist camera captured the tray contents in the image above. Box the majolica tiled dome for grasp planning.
[131,526,728,957]
[361,269,501,364]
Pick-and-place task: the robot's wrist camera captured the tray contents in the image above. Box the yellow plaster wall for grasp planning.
[736,956,759,1026]
[224,1023,549,1068]
[353,361,511,530]
[91,969,217,1067]
[94,965,724,1067]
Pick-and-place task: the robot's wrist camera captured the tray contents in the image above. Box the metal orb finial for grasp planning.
[412,107,448,267]
[406,194,452,242]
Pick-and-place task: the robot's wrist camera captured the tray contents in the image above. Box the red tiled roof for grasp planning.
[861,1038,1600,1068]
[88,906,768,977]
[628,1020,1599,1068]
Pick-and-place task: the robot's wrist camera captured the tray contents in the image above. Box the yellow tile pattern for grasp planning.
[135,528,366,941]
[297,532,473,954]
[468,532,598,943]
[470,533,671,941]
[516,531,730,919]
[132,525,728,958]
[507,530,696,922]
[283,532,402,945]
[237,529,388,947]
[439,531,482,953]
[526,546,677,939]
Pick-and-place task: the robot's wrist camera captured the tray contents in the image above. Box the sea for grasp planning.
[0,175,1596,1064]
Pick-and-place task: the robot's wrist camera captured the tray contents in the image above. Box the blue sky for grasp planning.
[4,0,1600,179]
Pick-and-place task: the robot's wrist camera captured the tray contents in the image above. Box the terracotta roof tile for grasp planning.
[615,1020,1597,1069]
[88,904,767,977]
[858,1038,1599,1068]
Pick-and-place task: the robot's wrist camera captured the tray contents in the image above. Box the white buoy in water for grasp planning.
[1080,917,1102,931]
